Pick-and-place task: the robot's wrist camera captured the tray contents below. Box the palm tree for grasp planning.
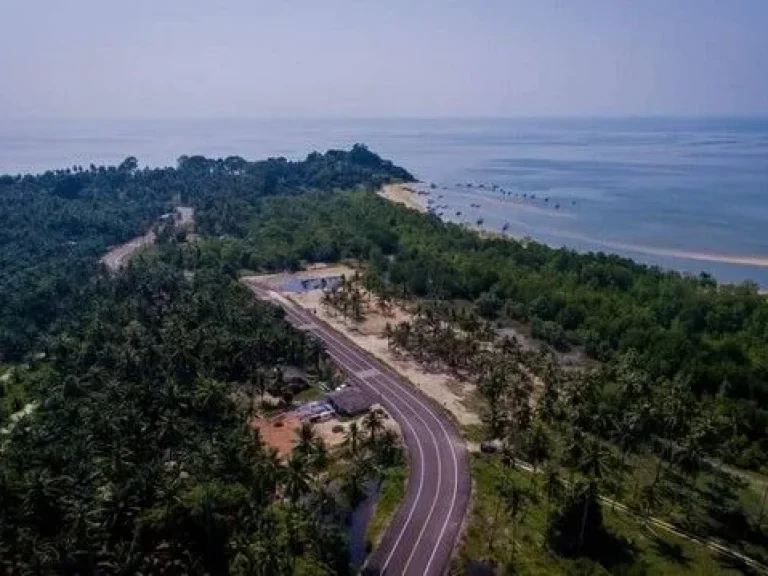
[383,322,394,349]
[524,422,550,495]
[479,366,505,437]
[563,426,585,493]
[375,293,391,316]
[363,409,385,444]
[579,435,611,485]
[503,480,530,564]
[260,447,284,495]
[676,416,712,484]
[343,451,374,508]
[311,437,329,472]
[253,369,268,407]
[543,463,564,526]
[343,421,362,457]
[373,429,402,468]
[294,421,317,458]
[350,289,364,322]
[285,453,311,505]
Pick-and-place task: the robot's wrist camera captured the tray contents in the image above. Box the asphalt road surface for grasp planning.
[246,282,471,576]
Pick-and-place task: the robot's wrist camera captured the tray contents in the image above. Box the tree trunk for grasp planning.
[510,519,517,564]
[487,495,502,554]
[578,488,590,555]
[758,482,768,524]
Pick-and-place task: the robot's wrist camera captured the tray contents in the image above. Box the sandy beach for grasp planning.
[376,185,768,271]
[557,233,768,269]
[378,184,427,213]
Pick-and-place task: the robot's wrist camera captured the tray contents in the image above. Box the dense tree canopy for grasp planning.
[0,256,350,573]
[0,145,413,361]
[176,190,768,468]
[1,146,767,573]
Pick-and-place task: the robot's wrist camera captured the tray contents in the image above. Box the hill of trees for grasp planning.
[1,146,767,572]
[0,256,354,573]
[0,145,413,361]
[0,147,412,574]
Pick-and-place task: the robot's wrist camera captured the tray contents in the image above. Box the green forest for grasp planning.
[0,146,411,361]
[179,189,768,471]
[1,147,767,573]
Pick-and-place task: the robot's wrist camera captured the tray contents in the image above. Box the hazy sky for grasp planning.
[1,0,766,118]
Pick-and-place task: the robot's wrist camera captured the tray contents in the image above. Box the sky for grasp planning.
[1,0,766,118]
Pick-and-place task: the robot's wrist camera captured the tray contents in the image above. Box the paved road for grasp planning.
[101,207,194,271]
[246,282,471,576]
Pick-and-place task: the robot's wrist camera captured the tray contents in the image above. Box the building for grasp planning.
[328,386,372,416]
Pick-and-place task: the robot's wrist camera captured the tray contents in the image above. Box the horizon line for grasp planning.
[2,114,768,122]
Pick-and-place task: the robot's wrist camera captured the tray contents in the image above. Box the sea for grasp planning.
[1,117,767,286]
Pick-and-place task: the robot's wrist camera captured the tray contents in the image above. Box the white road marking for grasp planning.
[282,308,440,575]
[260,293,466,576]
[355,368,380,379]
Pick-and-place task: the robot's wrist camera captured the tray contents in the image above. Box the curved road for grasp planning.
[247,283,470,576]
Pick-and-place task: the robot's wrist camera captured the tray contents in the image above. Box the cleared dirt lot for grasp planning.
[253,405,399,460]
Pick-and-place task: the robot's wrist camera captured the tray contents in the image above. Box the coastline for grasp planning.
[377,184,768,274]
[378,183,427,213]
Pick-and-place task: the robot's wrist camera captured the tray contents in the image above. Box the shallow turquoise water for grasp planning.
[1,118,766,285]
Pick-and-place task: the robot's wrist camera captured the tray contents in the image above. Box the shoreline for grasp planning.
[377,183,768,274]
[378,183,428,213]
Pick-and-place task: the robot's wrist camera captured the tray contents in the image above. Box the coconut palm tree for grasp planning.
[373,429,402,468]
[543,463,564,526]
[524,422,550,495]
[343,421,362,457]
[363,409,385,444]
[383,322,394,349]
[285,453,312,505]
[343,451,373,508]
[294,421,317,458]
[311,437,329,472]
[503,480,530,564]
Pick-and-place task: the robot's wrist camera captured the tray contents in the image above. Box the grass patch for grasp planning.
[454,455,751,575]
[462,423,487,443]
[367,465,407,547]
[294,386,325,403]
[0,366,27,423]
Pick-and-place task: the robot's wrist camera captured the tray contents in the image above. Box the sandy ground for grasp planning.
[378,184,427,213]
[253,406,400,460]
[289,289,481,426]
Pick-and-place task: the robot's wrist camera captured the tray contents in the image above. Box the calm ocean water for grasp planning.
[1,118,767,285]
